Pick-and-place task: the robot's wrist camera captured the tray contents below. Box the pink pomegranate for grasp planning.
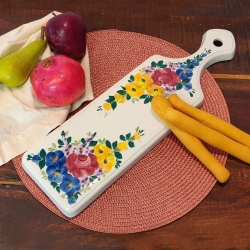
[30,54,85,107]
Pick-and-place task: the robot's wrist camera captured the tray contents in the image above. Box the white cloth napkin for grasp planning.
[0,12,94,166]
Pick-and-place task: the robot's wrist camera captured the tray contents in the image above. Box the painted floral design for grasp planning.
[97,49,211,116]
[27,128,144,205]
[65,153,98,178]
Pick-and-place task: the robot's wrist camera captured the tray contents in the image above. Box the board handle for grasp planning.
[196,29,236,75]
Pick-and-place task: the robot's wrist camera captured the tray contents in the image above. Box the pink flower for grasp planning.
[151,68,180,86]
[65,153,98,178]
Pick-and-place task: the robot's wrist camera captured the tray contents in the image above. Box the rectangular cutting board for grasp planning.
[22,29,235,217]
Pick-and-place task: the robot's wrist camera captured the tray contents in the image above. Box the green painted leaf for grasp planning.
[151,61,157,67]
[106,140,112,149]
[117,90,126,95]
[144,95,152,104]
[67,137,72,144]
[159,64,167,68]
[48,148,55,152]
[114,152,122,159]
[52,143,56,148]
[189,92,194,97]
[126,133,131,140]
[40,149,46,159]
[130,75,135,81]
[81,138,86,144]
[106,96,115,103]
[75,192,82,199]
[140,94,148,99]
[112,141,118,149]
[58,139,64,146]
[181,78,191,84]
[126,94,131,100]
[116,160,122,165]
[120,135,126,141]
[90,176,98,182]
[92,132,97,138]
[157,60,163,66]
[61,131,66,137]
[56,186,60,193]
[51,182,57,188]
[39,160,45,169]
[128,141,135,148]
[89,141,98,147]
[111,102,117,110]
[27,155,32,160]
[176,83,183,90]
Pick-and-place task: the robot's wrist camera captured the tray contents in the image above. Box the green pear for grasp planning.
[0,27,47,88]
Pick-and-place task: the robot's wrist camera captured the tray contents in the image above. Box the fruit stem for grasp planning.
[42,57,55,68]
[41,26,45,40]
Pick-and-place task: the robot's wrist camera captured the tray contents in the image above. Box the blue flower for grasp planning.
[68,197,77,205]
[190,59,199,67]
[46,164,68,183]
[176,65,193,79]
[184,82,192,91]
[60,174,80,196]
[31,154,41,164]
[201,52,207,57]
[46,150,66,167]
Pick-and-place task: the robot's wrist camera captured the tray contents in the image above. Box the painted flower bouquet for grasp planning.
[27,128,144,205]
[97,49,211,116]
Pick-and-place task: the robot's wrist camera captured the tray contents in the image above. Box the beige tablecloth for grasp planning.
[0,12,94,166]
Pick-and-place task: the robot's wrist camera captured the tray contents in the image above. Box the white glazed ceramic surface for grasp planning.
[22,29,235,218]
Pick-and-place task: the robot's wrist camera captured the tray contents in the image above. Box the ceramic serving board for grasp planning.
[22,29,235,217]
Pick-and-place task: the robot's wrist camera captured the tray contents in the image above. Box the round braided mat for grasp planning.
[12,30,229,234]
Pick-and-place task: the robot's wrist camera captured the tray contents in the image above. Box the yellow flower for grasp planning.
[125,83,144,98]
[117,141,128,151]
[133,132,141,140]
[146,84,165,96]
[93,143,112,158]
[97,153,116,172]
[134,72,153,90]
[103,102,112,110]
[114,93,126,103]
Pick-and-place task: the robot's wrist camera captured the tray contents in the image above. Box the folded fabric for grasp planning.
[0,11,94,166]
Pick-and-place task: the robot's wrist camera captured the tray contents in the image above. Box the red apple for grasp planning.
[45,12,87,60]
[30,54,85,107]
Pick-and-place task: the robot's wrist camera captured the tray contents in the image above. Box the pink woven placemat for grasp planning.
[12,30,229,234]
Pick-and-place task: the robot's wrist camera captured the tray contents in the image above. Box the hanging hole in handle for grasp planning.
[213,39,223,47]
